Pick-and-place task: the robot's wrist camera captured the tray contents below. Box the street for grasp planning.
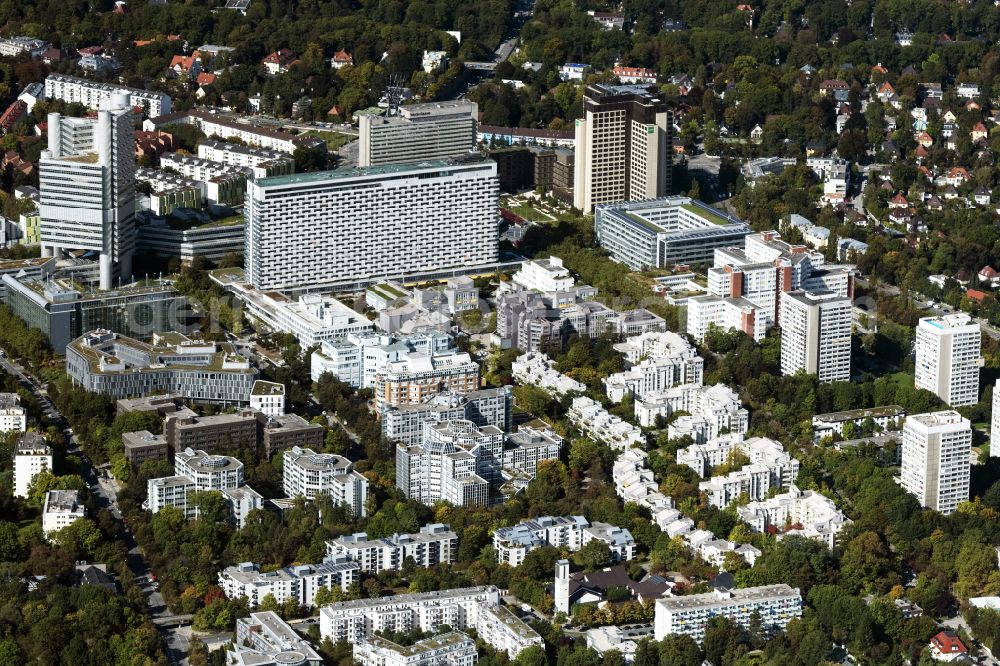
[0,353,193,665]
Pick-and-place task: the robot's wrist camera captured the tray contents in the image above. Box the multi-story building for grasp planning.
[779,290,852,383]
[196,140,295,179]
[219,558,361,608]
[0,36,50,57]
[511,352,585,397]
[0,393,26,433]
[40,95,136,290]
[157,153,249,206]
[594,198,750,270]
[359,101,477,167]
[679,435,799,486]
[811,406,906,441]
[574,84,672,212]
[355,633,477,666]
[493,516,637,566]
[475,604,545,659]
[164,410,258,453]
[381,387,512,447]
[311,331,453,388]
[174,448,244,490]
[42,489,86,537]
[737,485,850,549]
[375,349,479,410]
[13,432,51,498]
[2,275,184,354]
[604,331,704,402]
[396,420,561,507]
[686,294,767,342]
[222,485,265,529]
[134,167,204,216]
[707,248,780,327]
[282,447,368,516]
[568,396,645,450]
[992,380,1000,457]
[44,74,171,117]
[245,159,499,292]
[65,330,258,403]
[319,586,501,643]
[121,430,170,467]
[654,584,802,643]
[135,215,247,263]
[259,413,325,458]
[146,475,197,517]
[144,109,317,153]
[634,383,748,436]
[900,411,971,515]
[914,314,982,407]
[221,279,374,350]
[494,285,614,352]
[250,380,285,417]
[325,523,458,572]
[230,612,322,666]
[511,256,576,293]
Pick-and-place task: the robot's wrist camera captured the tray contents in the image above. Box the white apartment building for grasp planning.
[476,604,544,659]
[914,314,982,407]
[222,279,374,350]
[708,248,779,327]
[900,411,971,514]
[0,36,49,57]
[355,632,477,666]
[654,584,802,643]
[511,352,585,397]
[511,256,576,292]
[245,159,499,291]
[146,475,197,518]
[220,558,361,607]
[605,331,704,402]
[44,74,171,116]
[40,95,136,290]
[568,396,644,450]
[737,485,850,549]
[13,433,52,498]
[230,612,322,666]
[319,586,501,643]
[175,448,244,490]
[359,101,477,167]
[42,489,86,537]
[635,384,748,435]
[196,139,294,179]
[686,295,767,342]
[811,406,906,441]
[678,434,799,483]
[493,515,637,566]
[157,152,249,206]
[145,110,315,153]
[311,331,453,387]
[282,447,368,517]
[574,84,671,212]
[326,524,457,573]
[381,387,512,448]
[992,380,1000,457]
[0,393,26,433]
[250,380,285,416]
[700,464,773,508]
[780,290,852,383]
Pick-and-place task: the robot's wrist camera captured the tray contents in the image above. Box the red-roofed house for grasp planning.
[979,266,1000,287]
[876,81,896,103]
[135,130,174,164]
[966,289,988,303]
[889,193,909,209]
[914,144,929,160]
[0,100,27,134]
[2,151,33,177]
[169,54,202,79]
[78,45,103,56]
[914,131,933,148]
[196,72,217,87]
[929,631,966,661]
[820,79,850,101]
[263,49,298,75]
[612,66,657,85]
[330,49,354,69]
[971,121,988,143]
[942,166,970,187]
[871,63,888,75]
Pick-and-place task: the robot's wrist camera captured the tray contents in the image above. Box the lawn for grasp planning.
[507,203,555,222]
[302,130,355,152]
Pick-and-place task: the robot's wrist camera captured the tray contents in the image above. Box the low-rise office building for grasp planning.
[282,447,368,516]
[164,409,258,453]
[259,413,324,458]
[326,523,458,573]
[135,216,245,263]
[66,330,258,403]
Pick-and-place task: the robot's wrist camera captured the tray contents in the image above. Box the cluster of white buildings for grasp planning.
[653,583,802,643]
[310,330,454,387]
[737,485,851,548]
[676,435,800,509]
[320,586,542,661]
[325,524,457,572]
[219,557,361,608]
[811,406,906,441]
[147,448,265,526]
[639,384,748,442]
[511,352,585,397]
[381,387,512,447]
[568,397,644,450]
[44,74,172,116]
[282,447,368,517]
[604,331,704,403]
[492,515,637,566]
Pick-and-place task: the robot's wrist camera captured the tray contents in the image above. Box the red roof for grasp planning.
[332,49,353,64]
[263,48,297,66]
[0,100,27,131]
[980,266,999,278]
[972,122,987,133]
[613,65,657,79]
[878,82,895,93]
[967,289,988,303]
[820,79,849,90]
[196,72,216,86]
[931,631,966,654]
[891,193,908,205]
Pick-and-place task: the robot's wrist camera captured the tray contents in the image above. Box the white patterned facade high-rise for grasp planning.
[900,411,971,514]
[914,314,981,407]
[779,290,852,383]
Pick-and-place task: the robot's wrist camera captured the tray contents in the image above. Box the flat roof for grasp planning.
[257,156,493,188]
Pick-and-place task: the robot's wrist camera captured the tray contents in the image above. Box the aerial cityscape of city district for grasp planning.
[1,1,1000,665]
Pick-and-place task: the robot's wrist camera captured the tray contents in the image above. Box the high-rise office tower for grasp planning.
[39,93,136,290]
[991,379,1000,457]
[358,101,477,167]
[779,290,852,383]
[900,411,971,514]
[914,314,981,407]
[573,84,672,212]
